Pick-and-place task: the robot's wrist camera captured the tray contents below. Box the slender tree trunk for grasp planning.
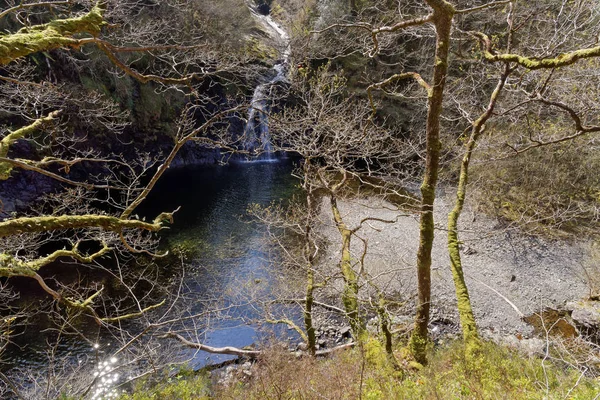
[330,195,364,338]
[305,260,317,355]
[377,293,399,367]
[409,1,454,365]
[447,63,511,360]
[303,161,317,355]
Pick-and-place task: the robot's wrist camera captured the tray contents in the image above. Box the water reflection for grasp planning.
[2,159,299,395]
[139,159,300,367]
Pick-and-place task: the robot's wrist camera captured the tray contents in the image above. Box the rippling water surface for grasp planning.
[3,159,300,394]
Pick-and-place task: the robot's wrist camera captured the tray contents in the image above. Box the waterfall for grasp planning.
[243,5,290,161]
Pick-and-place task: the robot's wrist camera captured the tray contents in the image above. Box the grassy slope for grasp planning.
[118,339,599,400]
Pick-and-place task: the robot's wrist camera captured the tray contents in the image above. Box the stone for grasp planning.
[339,326,352,337]
[297,342,308,351]
[569,301,600,329]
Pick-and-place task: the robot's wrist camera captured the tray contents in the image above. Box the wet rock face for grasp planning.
[257,3,270,15]
[523,309,578,339]
[0,171,57,216]
[256,0,271,15]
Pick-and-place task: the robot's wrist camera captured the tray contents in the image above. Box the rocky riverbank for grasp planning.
[315,191,595,340]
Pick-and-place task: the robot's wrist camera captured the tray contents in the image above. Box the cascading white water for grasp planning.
[243,5,290,161]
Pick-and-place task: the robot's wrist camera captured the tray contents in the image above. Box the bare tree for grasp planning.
[0,1,258,396]
[303,0,600,366]
[265,65,414,358]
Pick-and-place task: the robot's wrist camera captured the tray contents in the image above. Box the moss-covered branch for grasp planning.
[0,243,111,278]
[473,31,600,69]
[101,300,166,323]
[0,6,105,65]
[0,212,174,238]
[0,111,61,180]
[0,243,110,314]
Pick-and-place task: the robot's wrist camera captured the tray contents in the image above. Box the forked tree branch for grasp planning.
[500,95,600,157]
[311,15,433,57]
[472,31,600,69]
[367,72,432,115]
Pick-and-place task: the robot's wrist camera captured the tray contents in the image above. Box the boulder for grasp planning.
[567,301,600,330]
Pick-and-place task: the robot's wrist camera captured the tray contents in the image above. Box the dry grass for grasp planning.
[213,339,600,400]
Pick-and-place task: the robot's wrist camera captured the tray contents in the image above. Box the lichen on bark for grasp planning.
[0,111,61,180]
[0,6,105,65]
[0,212,173,237]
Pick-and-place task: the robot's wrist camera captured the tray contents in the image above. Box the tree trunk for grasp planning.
[302,161,318,355]
[305,263,317,355]
[331,195,364,338]
[409,1,454,365]
[349,0,358,15]
[447,63,511,361]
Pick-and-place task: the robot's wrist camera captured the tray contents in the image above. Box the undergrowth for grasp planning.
[469,134,600,238]
[118,339,600,399]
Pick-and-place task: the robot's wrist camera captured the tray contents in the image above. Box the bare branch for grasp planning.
[0,1,71,21]
[455,0,512,15]
[163,332,261,358]
[472,31,600,69]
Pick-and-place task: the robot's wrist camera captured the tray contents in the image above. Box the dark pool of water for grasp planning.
[2,158,301,385]
[138,158,301,366]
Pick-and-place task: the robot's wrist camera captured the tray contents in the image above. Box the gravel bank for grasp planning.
[317,192,592,336]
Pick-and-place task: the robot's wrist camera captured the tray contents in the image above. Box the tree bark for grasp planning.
[331,195,364,338]
[447,64,510,360]
[409,0,454,365]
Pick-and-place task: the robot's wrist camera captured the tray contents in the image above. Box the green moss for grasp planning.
[244,37,277,61]
[118,372,211,400]
[209,339,600,399]
[0,6,105,65]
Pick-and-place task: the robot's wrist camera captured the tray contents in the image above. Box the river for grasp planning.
[139,158,300,366]
[1,158,301,399]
